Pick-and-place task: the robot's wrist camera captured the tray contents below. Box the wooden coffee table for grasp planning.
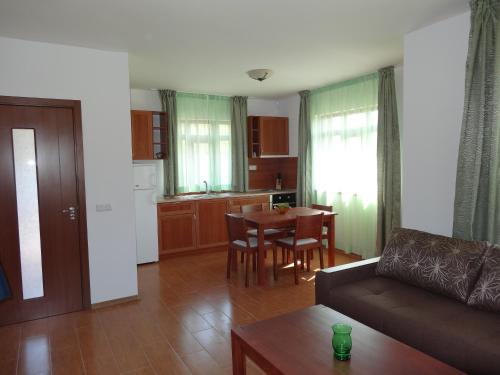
[231,305,463,375]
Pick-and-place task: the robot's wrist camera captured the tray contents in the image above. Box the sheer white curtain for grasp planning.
[176,93,232,193]
[310,74,378,258]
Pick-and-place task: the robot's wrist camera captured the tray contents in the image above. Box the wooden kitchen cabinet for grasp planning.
[157,194,271,257]
[196,199,229,248]
[131,110,152,160]
[248,116,289,157]
[131,110,168,160]
[157,202,196,255]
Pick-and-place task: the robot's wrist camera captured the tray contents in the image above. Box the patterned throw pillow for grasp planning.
[468,245,500,312]
[376,228,488,302]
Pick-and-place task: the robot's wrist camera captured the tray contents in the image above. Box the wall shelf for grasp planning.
[131,110,168,160]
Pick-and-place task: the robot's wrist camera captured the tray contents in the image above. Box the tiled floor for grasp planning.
[0,249,357,374]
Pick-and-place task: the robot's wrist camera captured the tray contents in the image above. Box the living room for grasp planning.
[0,0,498,374]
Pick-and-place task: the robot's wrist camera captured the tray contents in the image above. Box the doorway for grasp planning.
[0,96,90,326]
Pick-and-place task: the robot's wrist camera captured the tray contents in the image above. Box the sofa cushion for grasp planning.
[328,276,500,373]
[468,245,500,312]
[376,227,488,302]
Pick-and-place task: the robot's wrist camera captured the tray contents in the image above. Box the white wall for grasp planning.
[277,95,300,157]
[0,37,138,304]
[402,12,470,236]
[130,88,163,111]
[247,98,281,116]
[394,64,404,134]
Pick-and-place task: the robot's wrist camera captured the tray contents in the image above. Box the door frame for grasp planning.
[0,95,91,309]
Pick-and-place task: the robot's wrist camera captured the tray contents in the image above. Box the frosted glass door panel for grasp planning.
[12,129,44,300]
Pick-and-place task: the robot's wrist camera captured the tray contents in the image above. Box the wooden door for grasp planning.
[131,110,153,160]
[0,99,88,326]
[260,117,289,155]
[157,202,197,255]
[196,199,229,248]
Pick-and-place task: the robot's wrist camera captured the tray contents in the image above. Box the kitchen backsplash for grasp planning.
[248,157,297,190]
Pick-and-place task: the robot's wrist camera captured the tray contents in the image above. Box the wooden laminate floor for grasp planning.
[0,249,357,375]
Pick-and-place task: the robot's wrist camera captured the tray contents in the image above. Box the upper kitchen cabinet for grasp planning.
[248,116,289,157]
[131,110,168,160]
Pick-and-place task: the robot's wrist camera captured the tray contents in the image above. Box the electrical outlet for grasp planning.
[249,165,257,171]
[96,203,112,212]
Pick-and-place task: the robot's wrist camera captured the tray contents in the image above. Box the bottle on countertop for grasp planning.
[275,172,282,191]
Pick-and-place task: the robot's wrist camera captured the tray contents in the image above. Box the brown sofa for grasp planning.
[315,228,500,374]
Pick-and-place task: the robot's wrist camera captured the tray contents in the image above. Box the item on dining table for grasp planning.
[274,202,290,214]
[332,323,352,361]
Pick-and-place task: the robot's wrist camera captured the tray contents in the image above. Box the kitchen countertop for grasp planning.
[156,189,296,204]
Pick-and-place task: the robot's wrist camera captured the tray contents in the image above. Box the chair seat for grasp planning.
[247,228,283,237]
[289,228,328,235]
[276,237,320,247]
[233,238,272,248]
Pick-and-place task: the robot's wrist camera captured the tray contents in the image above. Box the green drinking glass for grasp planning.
[332,323,352,361]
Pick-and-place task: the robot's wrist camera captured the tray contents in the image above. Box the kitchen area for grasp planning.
[130,99,298,264]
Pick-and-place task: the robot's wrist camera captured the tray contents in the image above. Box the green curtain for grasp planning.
[159,89,178,196]
[453,0,500,244]
[230,96,248,192]
[176,93,232,193]
[297,90,312,206]
[376,66,401,254]
[310,73,379,259]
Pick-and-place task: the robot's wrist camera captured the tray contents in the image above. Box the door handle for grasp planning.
[62,206,79,220]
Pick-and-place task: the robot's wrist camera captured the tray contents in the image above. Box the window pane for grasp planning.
[176,93,232,192]
[12,129,44,300]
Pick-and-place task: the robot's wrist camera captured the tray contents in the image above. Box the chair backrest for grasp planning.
[225,213,249,245]
[241,203,264,214]
[311,203,333,212]
[294,213,324,242]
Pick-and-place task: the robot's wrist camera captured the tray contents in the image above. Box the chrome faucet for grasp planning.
[202,180,210,194]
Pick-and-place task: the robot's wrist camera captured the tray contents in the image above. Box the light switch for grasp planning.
[249,165,257,171]
[96,203,112,212]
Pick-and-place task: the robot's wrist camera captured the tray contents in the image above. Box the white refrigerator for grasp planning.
[133,164,159,264]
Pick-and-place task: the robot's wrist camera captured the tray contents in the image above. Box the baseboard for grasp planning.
[159,246,361,261]
[159,246,227,259]
[335,248,363,261]
[91,294,139,310]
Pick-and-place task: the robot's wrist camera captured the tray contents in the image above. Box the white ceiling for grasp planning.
[0,0,468,98]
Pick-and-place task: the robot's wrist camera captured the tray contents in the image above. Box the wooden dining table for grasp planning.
[241,207,338,286]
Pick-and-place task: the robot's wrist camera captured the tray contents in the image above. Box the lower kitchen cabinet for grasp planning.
[157,194,270,256]
[157,202,197,255]
[197,199,229,248]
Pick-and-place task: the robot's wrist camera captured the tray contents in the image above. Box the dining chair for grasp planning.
[238,203,288,264]
[311,203,333,254]
[276,213,324,285]
[286,203,332,263]
[225,213,278,287]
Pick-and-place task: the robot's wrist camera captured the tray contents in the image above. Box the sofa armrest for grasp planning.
[315,257,380,306]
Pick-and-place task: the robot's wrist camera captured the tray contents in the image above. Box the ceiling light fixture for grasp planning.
[247,69,273,82]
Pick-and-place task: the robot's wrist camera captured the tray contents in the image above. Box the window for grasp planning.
[12,129,44,299]
[310,74,378,258]
[176,93,231,193]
